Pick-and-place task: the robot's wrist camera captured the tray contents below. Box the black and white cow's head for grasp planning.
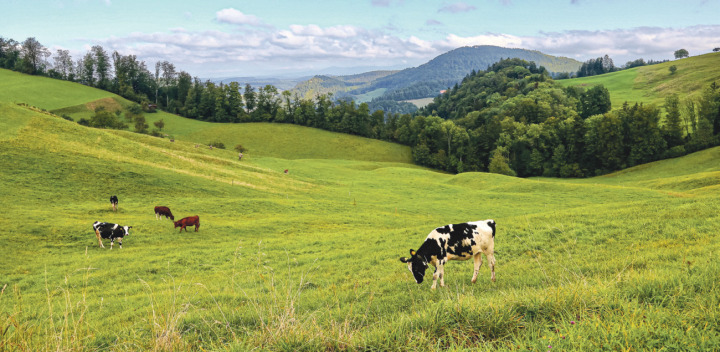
[399,249,429,284]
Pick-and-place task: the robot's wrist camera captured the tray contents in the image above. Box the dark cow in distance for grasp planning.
[154,206,174,220]
[110,195,118,211]
[92,221,132,249]
[400,220,496,289]
[174,215,200,232]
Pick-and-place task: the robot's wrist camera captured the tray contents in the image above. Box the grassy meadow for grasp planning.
[558,52,720,109]
[1,70,720,351]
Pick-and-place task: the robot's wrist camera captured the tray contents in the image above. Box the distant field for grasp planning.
[404,97,434,108]
[2,85,720,350]
[354,88,387,103]
[558,52,720,109]
[0,69,115,110]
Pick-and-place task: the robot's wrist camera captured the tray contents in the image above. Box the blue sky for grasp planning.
[2,0,719,77]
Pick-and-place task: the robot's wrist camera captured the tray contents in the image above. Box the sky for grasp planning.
[2,0,719,78]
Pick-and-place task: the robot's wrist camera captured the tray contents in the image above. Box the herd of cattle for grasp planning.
[94,196,497,289]
[92,196,200,249]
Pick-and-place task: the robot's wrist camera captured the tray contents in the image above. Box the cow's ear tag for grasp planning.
[410,250,416,256]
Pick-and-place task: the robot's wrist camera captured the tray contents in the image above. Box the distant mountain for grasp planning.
[289,45,583,110]
[367,46,581,98]
[290,70,398,100]
[213,76,310,91]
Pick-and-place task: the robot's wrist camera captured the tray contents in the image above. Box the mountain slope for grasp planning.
[558,52,720,108]
[289,46,582,105]
[372,45,581,92]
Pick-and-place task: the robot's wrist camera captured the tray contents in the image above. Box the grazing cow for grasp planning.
[92,221,132,249]
[154,206,174,220]
[400,220,496,289]
[110,195,118,211]
[174,215,200,232]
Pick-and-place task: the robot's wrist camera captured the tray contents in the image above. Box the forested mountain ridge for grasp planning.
[288,45,582,108]
[291,70,398,100]
[370,45,582,93]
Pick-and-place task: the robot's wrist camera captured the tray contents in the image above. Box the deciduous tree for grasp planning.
[674,49,689,59]
[19,37,50,74]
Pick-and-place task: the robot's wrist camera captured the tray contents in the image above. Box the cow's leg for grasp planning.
[118,237,123,249]
[195,223,199,232]
[430,264,440,290]
[486,252,496,282]
[471,253,483,283]
[156,213,159,220]
[439,264,446,287]
[95,230,104,248]
[110,238,114,250]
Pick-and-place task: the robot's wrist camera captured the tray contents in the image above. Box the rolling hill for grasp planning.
[558,52,720,109]
[0,68,412,163]
[1,68,719,351]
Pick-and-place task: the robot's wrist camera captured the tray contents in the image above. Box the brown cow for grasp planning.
[154,206,174,220]
[174,215,200,232]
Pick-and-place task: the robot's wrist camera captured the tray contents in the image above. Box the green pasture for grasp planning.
[0,68,411,164]
[558,52,720,109]
[0,69,115,110]
[1,100,719,351]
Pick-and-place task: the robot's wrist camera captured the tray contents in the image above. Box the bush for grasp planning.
[234,144,247,153]
[208,141,225,149]
[662,145,686,159]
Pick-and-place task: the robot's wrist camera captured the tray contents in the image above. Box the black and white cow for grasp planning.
[92,221,131,249]
[110,195,118,211]
[400,220,496,289]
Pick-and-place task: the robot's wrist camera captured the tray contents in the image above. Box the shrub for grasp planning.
[208,141,226,149]
[234,144,247,153]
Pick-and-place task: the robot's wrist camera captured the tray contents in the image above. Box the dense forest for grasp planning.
[2,35,719,178]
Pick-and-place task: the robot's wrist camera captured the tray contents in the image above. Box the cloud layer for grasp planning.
[89,8,720,76]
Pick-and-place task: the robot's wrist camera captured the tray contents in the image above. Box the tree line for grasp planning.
[2,35,719,178]
[564,53,676,79]
[411,59,720,176]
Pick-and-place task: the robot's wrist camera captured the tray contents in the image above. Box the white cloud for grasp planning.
[90,23,720,77]
[216,8,262,26]
[438,2,477,13]
[520,26,720,63]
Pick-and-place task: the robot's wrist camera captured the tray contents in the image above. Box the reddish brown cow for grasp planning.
[174,215,200,232]
[154,206,174,220]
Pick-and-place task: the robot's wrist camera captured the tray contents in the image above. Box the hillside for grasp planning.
[1,98,719,350]
[558,52,720,108]
[290,70,397,100]
[289,45,582,105]
[0,68,413,163]
[370,45,582,93]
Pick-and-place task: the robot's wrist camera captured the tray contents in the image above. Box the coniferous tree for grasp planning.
[662,95,684,147]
